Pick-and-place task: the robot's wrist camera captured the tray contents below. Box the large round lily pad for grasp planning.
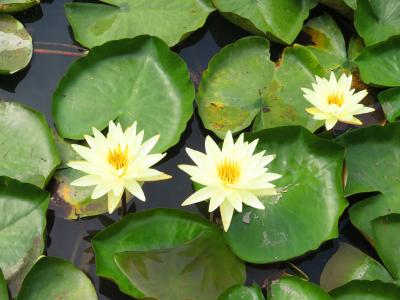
[320,243,393,291]
[355,0,400,46]
[0,14,32,74]
[336,124,400,245]
[225,126,347,263]
[53,36,195,153]
[17,256,97,300]
[330,280,400,300]
[0,1,39,13]
[211,0,317,44]
[0,177,49,296]
[268,276,332,299]
[0,101,60,188]
[65,0,214,48]
[92,208,245,298]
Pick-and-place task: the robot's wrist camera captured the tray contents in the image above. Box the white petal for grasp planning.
[205,136,222,161]
[139,153,166,168]
[125,180,146,201]
[228,192,243,212]
[68,161,103,175]
[181,187,214,206]
[208,192,225,212]
[134,169,171,182]
[222,131,234,155]
[107,189,124,213]
[220,201,234,232]
[92,183,112,199]
[238,191,265,209]
[70,175,99,187]
[186,148,210,170]
[325,118,338,130]
[140,134,160,156]
[71,144,97,162]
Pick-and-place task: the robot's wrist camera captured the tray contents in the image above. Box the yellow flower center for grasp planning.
[327,92,344,107]
[107,144,129,170]
[217,158,241,185]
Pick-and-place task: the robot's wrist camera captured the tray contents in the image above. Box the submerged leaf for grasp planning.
[0,0,39,13]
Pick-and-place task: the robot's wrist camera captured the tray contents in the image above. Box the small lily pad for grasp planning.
[17,256,97,300]
[268,276,332,299]
[377,87,400,122]
[330,280,400,300]
[0,14,32,74]
[65,0,214,48]
[218,284,264,300]
[0,1,39,13]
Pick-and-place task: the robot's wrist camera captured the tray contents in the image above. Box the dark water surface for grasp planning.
[0,1,379,299]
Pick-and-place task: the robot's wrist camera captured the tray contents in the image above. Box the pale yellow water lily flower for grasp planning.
[179,131,282,231]
[68,121,171,213]
[302,72,375,130]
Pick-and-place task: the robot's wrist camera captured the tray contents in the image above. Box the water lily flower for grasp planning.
[179,131,282,231]
[302,72,375,130]
[68,121,171,213]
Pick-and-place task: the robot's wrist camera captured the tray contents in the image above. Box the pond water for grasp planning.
[0,1,379,299]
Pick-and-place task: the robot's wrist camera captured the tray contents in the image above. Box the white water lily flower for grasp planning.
[179,131,282,231]
[302,72,375,130]
[68,121,171,213]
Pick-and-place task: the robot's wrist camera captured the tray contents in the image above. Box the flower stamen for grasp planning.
[107,144,129,170]
[217,158,241,185]
[327,92,344,106]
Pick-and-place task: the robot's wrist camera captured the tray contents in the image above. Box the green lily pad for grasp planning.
[377,87,400,122]
[197,37,275,138]
[320,243,394,291]
[302,14,347,70]
[268,276,332,299]
[330,280,400,300]
[336,124,400,245]
[371,214,400,280]
[211,0,317,44]
[0,177,49,297]
[317,1,355,18]
[0,269,8,300]
[0,14,32,74]
[0,1,39,13]
[225,126,347,263]
[355,0,400,46]
[355,37,400,87]
[347,35,364,67]
[218,284,264,300]
[17,256,97,300]
[65,0,214,48]
[53,36,194,153]
[92,208,245,298]
[0,101,60,188]
[252,45,325,133]
[115,230,245,300]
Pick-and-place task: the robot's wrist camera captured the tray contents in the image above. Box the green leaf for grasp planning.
[0,14,32,74]
[115,230,245,300]
[268,276,332,299]
[336,124,400,244]
[92,208,245,298]
[0,101,60,188]
[320,243,394,291]
[317,0,355,18]
[0,177,49,297]
[355,37,400,87]
[377,87,400,122]
[347,35,364,66]
[17,256,97,300]
[0,269,8,300]
[355,0,400,46]
[218,284,264,300]
[211,0,317,44]
[344,0,356,9]
[252,45,325,133]
[53,36,194,153]
[371,214,400,280]
[330,280,400,300]
[65,0,214,48]
[197,37,275,138]
[225,126,347,263]
[0,1,39,13]
[302,13,347,70]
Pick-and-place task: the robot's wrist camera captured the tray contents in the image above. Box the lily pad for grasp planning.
[65,0,214,48]
[330,280,400,300]
[0,177,49,297]
[355,0,400,46]
[0,101,60,188]
[92,208,245,298]
[211,0,317,44]
[218,284,264,300]
[302,14,347,70]
[377,87,400,122]
[355,37,400,87]
[0,14,32,74]
[225,126,347,263]
[320,243,393,291]
[196,37,275,138]
[53,36,194,153]
[336,124,400,244]
[317,1,355,18]
[268,276,332,299]
[0,1,39,13]
[0,269,8,300]
[115,230,245,300]
[371,214,400,280]
[17,256,97,300]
